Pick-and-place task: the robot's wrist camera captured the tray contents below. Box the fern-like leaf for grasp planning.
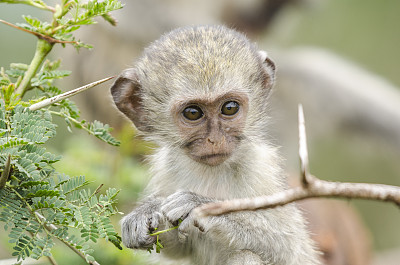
[97,216,122,249]
[81,225,99,242]
[88,120,120,146]
[73,205,92,228]
[30,235,54,259]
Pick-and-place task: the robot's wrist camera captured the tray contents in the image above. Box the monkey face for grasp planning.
[172,92,249,166]
[110,26,276,160]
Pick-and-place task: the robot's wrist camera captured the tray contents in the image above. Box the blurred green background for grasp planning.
[1,0,400,264]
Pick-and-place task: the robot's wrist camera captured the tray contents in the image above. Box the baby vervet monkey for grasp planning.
[111,25,320,265]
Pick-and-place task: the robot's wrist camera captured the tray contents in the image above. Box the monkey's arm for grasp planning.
[161,191,319,264]
[121,196,164,249]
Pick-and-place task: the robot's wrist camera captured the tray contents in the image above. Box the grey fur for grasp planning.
[112,25,320,265]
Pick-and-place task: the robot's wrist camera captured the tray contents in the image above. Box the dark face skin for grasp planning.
[173,92,249,166]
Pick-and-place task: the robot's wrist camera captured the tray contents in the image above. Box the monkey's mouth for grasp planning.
[200,153,228,159]
[196,153,230,166]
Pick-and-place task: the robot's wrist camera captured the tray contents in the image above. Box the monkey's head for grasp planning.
[111,25,276,167]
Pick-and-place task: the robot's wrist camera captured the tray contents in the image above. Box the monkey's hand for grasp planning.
[121,198,163,249]
[161,191,213,242]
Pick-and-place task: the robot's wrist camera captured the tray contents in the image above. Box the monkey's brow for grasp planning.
[175,91,248,106]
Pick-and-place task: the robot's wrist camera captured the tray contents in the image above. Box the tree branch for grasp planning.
[195,104,400,217]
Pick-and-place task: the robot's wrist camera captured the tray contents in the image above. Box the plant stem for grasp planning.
[16,38,54,97]
[48,110,93,135]
[149,225,179,236]
[0,155,11,189]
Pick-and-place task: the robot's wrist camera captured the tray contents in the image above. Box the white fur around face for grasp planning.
[146,139,284,200]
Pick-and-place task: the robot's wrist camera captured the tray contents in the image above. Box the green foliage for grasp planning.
[0,98,122,262]
[0,0,123,264]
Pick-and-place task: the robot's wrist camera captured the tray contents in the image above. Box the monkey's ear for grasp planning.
[258,50,276,87]
[110,68,148,131]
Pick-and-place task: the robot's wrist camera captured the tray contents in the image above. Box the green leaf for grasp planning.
[58,175,90,198]
[23,15,51,33]
[26,189,60,198]
[31,70,71,87]
[88,120,120,146]
[0,138,29,150]
[81,225,99,242]
[73,206,92,228]
[19,181,49,188]
[30,235,54,259]
[96,216,122,249]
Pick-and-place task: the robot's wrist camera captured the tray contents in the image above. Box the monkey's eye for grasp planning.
[221,101,239,116]
[183,105,204,121]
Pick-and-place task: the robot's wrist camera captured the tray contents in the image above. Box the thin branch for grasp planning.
[94,184,104,195]
[0,19,39,35]
[1,0,56,12]
[195,179,400,217]
[194,105,400,217]
[0,19,79,45]
[29,76,115,111]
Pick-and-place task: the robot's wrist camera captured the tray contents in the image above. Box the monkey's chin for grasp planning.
[192,153,230,167]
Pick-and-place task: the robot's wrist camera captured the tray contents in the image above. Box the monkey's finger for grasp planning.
[161,203,189,224]
[177,230,189,243]
[122,231,156,249]
[193,218,206,233]
[166,212,188,226]
[149,211,163,229]
[177,219,190,243]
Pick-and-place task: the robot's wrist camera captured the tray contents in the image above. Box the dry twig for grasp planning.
[195,104,400,217]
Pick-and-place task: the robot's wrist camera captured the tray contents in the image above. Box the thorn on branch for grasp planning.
[29,76,115,111]
[298,104,312,187]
